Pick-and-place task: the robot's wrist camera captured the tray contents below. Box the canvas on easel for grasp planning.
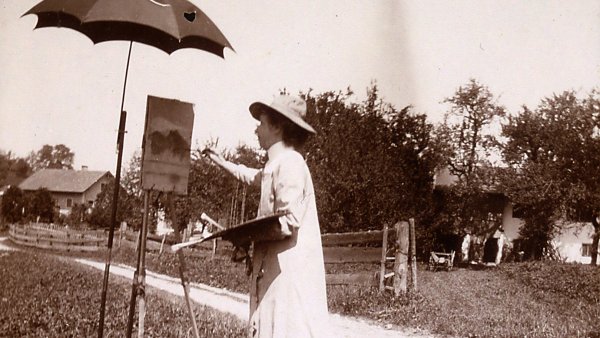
[141,95,195,195]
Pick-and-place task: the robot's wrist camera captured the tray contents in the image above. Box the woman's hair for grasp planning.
[264,111,310,149]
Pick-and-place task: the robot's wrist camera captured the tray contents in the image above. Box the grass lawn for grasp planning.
[110,243,600,338]
[3,237,600,337]
[328,262,600,337]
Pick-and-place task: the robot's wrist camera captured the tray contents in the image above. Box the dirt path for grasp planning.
[1,237,435,337]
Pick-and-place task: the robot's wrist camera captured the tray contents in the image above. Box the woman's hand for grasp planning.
[202,147,224,165]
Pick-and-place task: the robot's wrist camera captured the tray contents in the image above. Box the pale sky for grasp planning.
[1,0,599,173]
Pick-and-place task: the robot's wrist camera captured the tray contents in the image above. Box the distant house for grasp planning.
[434,167,598,264]
[19,168,113,215]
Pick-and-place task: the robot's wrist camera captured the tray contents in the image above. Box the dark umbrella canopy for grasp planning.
[24,0,233,55]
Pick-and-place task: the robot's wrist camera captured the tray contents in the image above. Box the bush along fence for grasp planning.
[9,223,106,252]
[322,219,417,294]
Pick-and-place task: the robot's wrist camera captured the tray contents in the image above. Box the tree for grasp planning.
[0,150,32,186]
[0,151,9,183]
[119,151,144,228]
[89,180,127,229]
[28,188,56,223]
[63,203,90,228]
[500,90,600,261]
[301,85,442,234]
[28,144,75,171]
[166,143,263,232]
[440,79,506,178]
[1,186,26,223]
[433,79,506,236]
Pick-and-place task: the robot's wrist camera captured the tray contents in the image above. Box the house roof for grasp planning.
[433,167,458,186]
[434,166,510,194]
[19,169,113,193]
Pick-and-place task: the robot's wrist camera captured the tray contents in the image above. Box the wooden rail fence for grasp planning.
[9,223,106,252]
[323,226,397,289]
[9,220,417,293]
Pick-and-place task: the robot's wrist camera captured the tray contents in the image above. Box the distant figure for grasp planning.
[592,211,599,265]
[493,226,506,264]
[483,226,506,265]
[460,230,471,263]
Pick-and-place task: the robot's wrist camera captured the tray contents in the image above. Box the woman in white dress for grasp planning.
[204,95,329,338]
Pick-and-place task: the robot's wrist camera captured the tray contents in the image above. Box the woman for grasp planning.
[204,95,329,338]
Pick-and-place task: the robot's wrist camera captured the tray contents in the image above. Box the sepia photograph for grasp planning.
[1,1,599,337]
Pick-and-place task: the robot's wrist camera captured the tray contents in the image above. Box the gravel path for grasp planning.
[1,237,435,338]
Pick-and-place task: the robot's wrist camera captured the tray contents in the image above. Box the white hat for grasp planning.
[249,95,316,134]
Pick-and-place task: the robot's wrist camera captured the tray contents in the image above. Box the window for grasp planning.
[512,203,525,219]
[66,198,73,208]
[581,243,593,257]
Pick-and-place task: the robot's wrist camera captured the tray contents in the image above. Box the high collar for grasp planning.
[266,141,289,163]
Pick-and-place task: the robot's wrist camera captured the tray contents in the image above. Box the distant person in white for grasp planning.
[204,95,329,338]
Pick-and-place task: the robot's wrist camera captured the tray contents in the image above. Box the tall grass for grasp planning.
[0,250,246,337]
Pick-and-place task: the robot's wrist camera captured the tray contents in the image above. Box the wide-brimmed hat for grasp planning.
[249,95,316,134]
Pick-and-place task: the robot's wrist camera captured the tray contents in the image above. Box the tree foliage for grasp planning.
[500,90,600,259]
[88,178,132,229]
[27,144,74,171]
[432,79,506,236]
[302,85,442,233]
[27,188,56,223]
[163,143,263,232]
[0,150,32,187]
[1,186,26,223]
[441,79,506,181]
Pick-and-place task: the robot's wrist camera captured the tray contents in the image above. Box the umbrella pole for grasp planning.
[98,41,134,338]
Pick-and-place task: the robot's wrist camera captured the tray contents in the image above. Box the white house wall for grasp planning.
[553,223,597,264]
[501,202,597,264]
[501,202,523,241]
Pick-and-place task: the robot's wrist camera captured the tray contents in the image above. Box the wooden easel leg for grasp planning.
[126,191,150,338]
[177,250,200,338]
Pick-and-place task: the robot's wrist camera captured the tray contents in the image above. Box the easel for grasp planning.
[124,95,198,338]
[125,190,200,338]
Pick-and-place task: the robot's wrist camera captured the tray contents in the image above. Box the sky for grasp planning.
[1,0,599,173]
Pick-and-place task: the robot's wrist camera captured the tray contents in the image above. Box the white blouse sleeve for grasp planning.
[221,161,261,186]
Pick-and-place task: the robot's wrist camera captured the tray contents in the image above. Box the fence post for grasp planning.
[393,221,409,296]
[379,224,389,291]
[409,218,417,292]
[119,222,127,248]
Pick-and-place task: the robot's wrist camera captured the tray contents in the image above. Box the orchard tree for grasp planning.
[434,79,506,235]
[500,90,600,261]
[28,144,75,171]
[302,85,442,233]
[441,79,505,181]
